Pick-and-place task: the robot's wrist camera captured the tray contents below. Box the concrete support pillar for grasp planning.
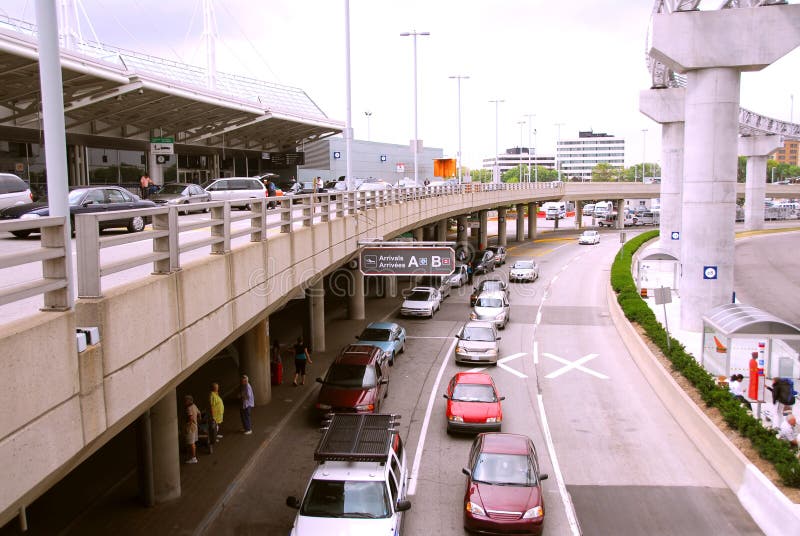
[497,207,507,246]
[412,227,424,242]
[385,276,398,298]
[349,269,366,318]
[739,135,783,232]
[136,410,155,507]
[150,389,180,503]
[307,279,325,352]
[615,199,624,230]
[527,203,537,241]
[576,202,583,229]
[147,151,164,186]
[515,204,525,242]
[478,210,488,250]
[457,215,468,245]
[436,219,448,242]
[239,318,271,405]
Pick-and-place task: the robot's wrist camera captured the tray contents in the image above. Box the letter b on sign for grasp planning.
[431,256,442,268]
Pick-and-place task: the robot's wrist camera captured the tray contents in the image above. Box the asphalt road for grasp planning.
[205,231,762,535]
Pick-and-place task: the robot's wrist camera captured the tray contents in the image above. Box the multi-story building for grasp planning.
[482,147,556,177]
[770,139,799,166]
[556,130,625,181]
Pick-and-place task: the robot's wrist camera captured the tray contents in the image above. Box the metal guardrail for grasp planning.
[0,182,560,303]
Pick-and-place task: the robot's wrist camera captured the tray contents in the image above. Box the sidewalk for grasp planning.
[46,290,408,536]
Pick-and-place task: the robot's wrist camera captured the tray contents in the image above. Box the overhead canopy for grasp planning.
[0,18,342,152]
[639,247,679,262]
[703,303,800,339]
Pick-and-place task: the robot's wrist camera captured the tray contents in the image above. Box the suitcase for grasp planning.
[271,359,283,385]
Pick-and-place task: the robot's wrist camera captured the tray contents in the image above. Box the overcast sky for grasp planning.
[3,0,798,169]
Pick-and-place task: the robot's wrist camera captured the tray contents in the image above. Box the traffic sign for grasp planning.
[703,266,718,280]
[360,247,455,276]
[671,231,680,240]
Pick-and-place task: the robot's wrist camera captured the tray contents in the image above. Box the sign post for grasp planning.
[653,286,672,350]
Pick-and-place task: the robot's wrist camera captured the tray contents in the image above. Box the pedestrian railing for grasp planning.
[1,182,565,308]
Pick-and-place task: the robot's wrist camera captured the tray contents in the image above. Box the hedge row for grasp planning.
[612,231,800,487]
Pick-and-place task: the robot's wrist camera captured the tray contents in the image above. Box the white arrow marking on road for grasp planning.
[543,352,609,380]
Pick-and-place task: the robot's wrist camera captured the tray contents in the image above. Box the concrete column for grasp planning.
[412,227,423,242]
[150,389,180,503]
[616,199,625,230]
[436,219,448,242]
[385,276,398,298]
[576,202,583,229]
[527,203,537,241]
[457,215,468,245]
[136,410,155,507]
[238,318,271,405]
[478,210,488,250]
[497,207,507,246]
[307,279,326,352]
[349,269,366,318]
[739,135,783,232]
[515,204,525,242]
[147,151,164,186]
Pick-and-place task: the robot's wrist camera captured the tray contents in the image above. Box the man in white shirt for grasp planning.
[778,414,797,447]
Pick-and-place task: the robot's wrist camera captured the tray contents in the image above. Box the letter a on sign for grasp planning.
[408,256,419,267]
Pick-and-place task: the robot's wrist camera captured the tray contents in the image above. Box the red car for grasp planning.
[315,345,389,417]
[462,433,548,534]
[443,372,504,434]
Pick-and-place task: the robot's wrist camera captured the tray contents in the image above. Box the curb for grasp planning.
[606,281,800,536]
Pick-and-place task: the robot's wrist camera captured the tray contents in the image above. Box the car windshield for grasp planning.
[480,281,504,292]
[359,328,392,342]
[407,291,432,302]
[452,383,496,403]
[513,261,534,269]
[461,326,495,342]
[68,189,89,205]
[301,181,315,188]
[324,364,377,388]
[300,480,391,519]
[158,184,188,194]
[472,453,537,486]
[476,297,503,308]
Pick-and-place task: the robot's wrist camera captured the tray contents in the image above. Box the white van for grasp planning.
[543,201,566,220]
[593,201,612,219]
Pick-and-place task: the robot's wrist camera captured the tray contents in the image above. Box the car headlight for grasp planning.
[355,404,375,411]
[485,417,500,423]
[167,198,180,204]
[466,501,486,516]
[20,213,41,220]
[449,415,463,422]
[455,346,464,354]
[495,311,506,320]
[522,505,544,519]
[315,403,331,410]
[486,348,498,355]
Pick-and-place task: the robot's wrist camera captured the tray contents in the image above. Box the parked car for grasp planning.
[0,173,33,210]
[0,186,156,238]
[417,275,451,299]
[444,372,504,434]
[486,246,507,266]
[470,279,508,306]
[462,433,548,534]
[509,260,539,282]
[471,291,510,329]
[353,322,406,365]
[149,183,211,213]
[473,250,497,274]
[578,230,600,245]
[276,180,302,196]
[400,286,442,318]
[204,177,268,207]
[314,345,389,416]
[448,264,469,288]
[454,321,501,365]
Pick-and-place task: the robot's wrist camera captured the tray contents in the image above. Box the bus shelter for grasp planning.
[636,247,679,294]
[701,303,800,381]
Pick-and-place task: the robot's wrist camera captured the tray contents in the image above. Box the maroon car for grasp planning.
[314,345,389,416]
[462,433,548,534]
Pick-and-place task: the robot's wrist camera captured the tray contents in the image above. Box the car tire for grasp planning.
[390,352,396,366]
[127,216,145,233]
[400,343,405,354]
[11,230,31,239]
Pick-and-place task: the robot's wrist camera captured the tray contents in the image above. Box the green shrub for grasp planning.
[612,231,800,487]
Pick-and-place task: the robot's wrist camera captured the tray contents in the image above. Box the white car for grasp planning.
[400,286,441,318]
[204,177,268,205]
[470,291,510,329]
[448,264,469,288]
[0,173,33,210]
[578,230,600,245]
[357,179,393,191]
[509,260,539,282]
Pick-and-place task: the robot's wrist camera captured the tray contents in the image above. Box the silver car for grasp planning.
[454,321,501,365]
[0,173,33,210]
[400,286,441,318]
[150,183,211,213]
[509,260,539,282]
[448,264,469,288]
[470,291,510,329]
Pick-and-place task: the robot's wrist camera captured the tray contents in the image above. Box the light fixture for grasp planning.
[380,155,387,162]
[333,151,341,159]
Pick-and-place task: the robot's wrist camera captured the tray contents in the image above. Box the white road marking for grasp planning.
[533,340,539,364]
[407,336,458,496]
[543,352,609,380]
[551,274,559,284]
[537,392,581,536]
[496,352,528,378]
[405,336,453,339]
[535,310,542,325]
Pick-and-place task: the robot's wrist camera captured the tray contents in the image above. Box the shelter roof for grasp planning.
[703,303,800,339]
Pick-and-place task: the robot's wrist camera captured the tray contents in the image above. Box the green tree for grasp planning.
[591,163,622,182]
[738,156,747,182]
[470,168,493,183]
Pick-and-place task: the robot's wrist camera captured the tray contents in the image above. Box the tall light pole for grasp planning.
[400,30,429,185]
[554,122,564,182]
[489,99,504,183]
[343,0,354,189]
[517,120,526,183]
[364,111,372,141]
[641,128,648,182]
[524,113,535,182]
[449,75,469,182]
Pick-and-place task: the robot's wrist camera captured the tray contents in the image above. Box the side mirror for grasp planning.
[442,393,449,399]
[82,201,93,207]
[539,473,549,481]
[315,377,323,384]
[496,336,502,341]
[286,496,301,509]
[499,396,506,401]
[396,499,412,512]
[461,468,471,477]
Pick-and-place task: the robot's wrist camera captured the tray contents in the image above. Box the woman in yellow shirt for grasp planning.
[209,382,224,440]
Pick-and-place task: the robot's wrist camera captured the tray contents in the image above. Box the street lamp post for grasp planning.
[400,30,429,186]
[524,114,535,183]
[449,75,469,182]
[554,122,564,182]
[641,128,648,182]
[489,99,504,183]
[343,0,354,190]
[364,111,372,141]
[517,120,525,183]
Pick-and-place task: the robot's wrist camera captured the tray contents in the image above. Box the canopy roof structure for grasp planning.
[0,16,342,152]
[639,247,678,262]
[703,303,800,339]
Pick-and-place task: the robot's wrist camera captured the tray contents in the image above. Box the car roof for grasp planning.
[453,371,494,386]
[463,320,495,330]
[365,322,398,330]
[479,279,505,286]
[410,286,436,293]
[477,291,506,300]
[479,432,530,454]
[334,344,382,364]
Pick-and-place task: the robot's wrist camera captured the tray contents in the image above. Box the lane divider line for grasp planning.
[533,340,539,365]
[407,336,458,496]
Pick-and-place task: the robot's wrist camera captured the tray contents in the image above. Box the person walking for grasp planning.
[184,395,200,464]
[292,337,312,386]
[239,375,254,435]
[209,382,224,440]
[271,339,283,385]
[140,174,150,199]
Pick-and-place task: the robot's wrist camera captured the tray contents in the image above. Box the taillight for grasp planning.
[29,192,33,201]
